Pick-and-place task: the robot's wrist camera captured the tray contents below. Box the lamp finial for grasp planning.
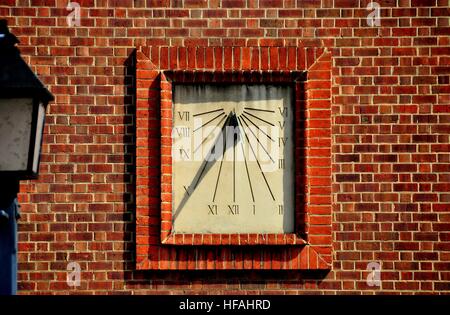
[0,20,20,51]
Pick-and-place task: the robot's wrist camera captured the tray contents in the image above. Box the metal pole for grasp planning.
[0,177,20,295]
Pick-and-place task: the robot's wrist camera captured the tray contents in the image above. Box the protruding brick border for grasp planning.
[160,70,307,246]
[136,46,332,270]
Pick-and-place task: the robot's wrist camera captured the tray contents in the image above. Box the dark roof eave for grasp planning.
[0,87,54,103]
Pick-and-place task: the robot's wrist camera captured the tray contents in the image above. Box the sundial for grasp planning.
[171,84,295,234]
[134,46,333,270]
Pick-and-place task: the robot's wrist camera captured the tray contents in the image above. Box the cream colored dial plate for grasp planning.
[171,84,294,234]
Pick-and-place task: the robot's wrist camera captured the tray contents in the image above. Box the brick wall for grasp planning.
[1,0,449,293]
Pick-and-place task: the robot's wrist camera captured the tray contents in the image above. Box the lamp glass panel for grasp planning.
[32,102,45,174]
[0,98,33,171]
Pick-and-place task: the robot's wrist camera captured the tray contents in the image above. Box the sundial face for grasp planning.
[171,84,295,234]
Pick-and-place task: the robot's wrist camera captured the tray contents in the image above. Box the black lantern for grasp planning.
[0,20,53,179]
[0,20,54,295]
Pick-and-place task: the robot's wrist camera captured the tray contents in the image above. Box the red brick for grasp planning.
[7,0,448,294]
